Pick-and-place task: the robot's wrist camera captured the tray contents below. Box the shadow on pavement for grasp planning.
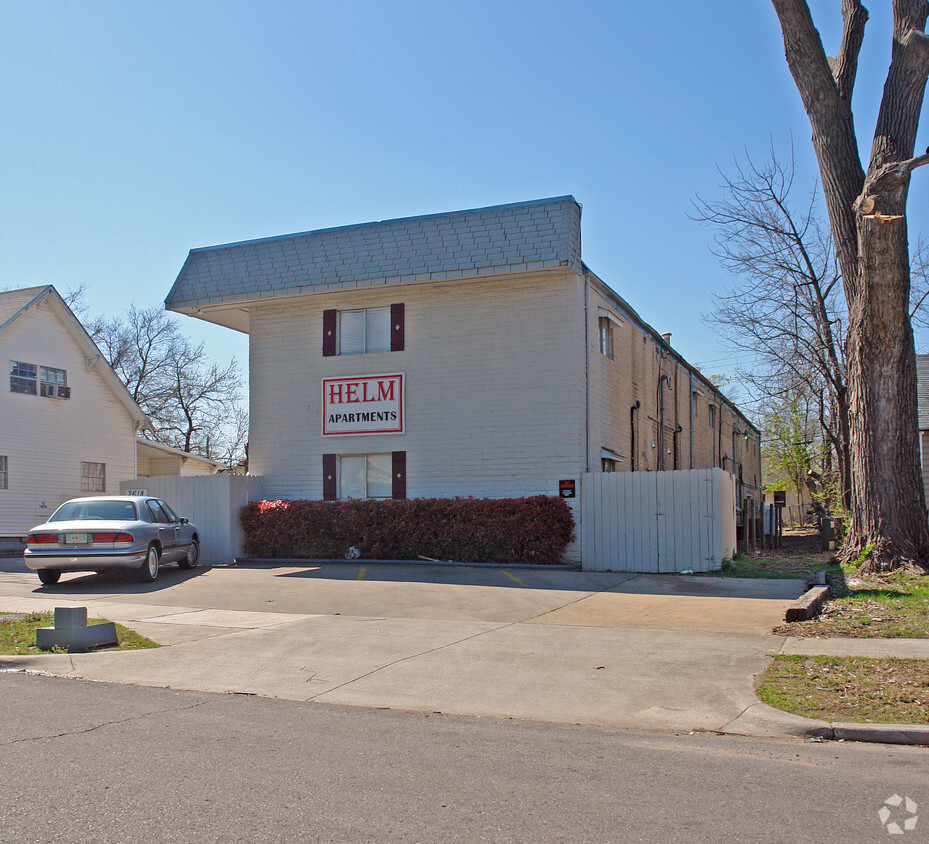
[271,562,806,599]
[6,559,213,596]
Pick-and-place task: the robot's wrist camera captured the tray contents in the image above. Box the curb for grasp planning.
[725,703,929,746]
[826,722,929,746]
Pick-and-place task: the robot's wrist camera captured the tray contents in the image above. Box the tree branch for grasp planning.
[830,0,869,104]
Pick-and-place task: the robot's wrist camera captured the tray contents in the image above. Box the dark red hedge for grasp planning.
[240,496,575,565]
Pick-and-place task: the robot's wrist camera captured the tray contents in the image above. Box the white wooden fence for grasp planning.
[120,475,264,565]
[579,468,736,572]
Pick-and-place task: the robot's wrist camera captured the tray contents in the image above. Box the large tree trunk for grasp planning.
[847,212,929,570]
[771,0,929,574]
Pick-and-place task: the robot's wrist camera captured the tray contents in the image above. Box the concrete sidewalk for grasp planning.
[1,562,927,743]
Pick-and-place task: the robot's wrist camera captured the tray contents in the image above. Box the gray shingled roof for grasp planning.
[918,354,929,430]
[165,196,583,309]
[0,285,49,331]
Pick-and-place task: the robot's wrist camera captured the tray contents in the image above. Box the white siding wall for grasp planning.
[0,300,139,535]
[249,271,587,502]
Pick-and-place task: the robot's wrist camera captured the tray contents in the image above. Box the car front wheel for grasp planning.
[139,545,160,583]
[37,569,61,586]
[178,539,200,570]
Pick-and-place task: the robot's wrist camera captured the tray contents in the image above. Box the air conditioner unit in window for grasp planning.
[56,385,71,399]
[40,383,57,398]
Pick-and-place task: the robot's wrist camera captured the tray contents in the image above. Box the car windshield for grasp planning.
[48,500,138,522]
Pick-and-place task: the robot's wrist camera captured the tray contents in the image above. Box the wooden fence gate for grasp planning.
[579,468,736,572]
[120,474,264,566]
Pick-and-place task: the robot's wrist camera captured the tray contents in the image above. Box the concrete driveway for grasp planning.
[0,558,811,736]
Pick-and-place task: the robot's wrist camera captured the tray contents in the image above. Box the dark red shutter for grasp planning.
[392,451,406,499]
[323,454,337,501]
[390,303,405,352]
[322,310,337,356]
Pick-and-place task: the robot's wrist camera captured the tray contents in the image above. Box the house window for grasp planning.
[323,304,405,356]
[601,458,617,472]
[81,462,106,492]
[598,317,613,359]
[339,308,392,355]
[708,404,717,429]
[0,456,7,489]
[339,453,392,499]
[10,361,37,394]
[40,366,67,388]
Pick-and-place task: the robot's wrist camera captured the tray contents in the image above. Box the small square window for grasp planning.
[339,453,392,499]
[40,366,67,387]
[601,458,617,473]
[0,456,7,489]
[339,308,391,355]
[10,361,37,394]
[81,462,106,492]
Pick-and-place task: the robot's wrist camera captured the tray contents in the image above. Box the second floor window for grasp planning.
[40,366,67,387]
[10,361,37,394]
[598,317,613,359]
[339,307,391,355]
[0,455,7,489]
[323,304,404,356]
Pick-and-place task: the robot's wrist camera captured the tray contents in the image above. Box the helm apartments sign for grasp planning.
[322,373,405,436]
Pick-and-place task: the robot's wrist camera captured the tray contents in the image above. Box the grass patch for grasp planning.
[0,611,160,655]
[758,654,929,724]
[719,554,841,580]
[776,570,929,639]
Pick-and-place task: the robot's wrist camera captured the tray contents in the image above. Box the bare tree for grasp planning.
[693,149,852,513]
[67,289,247,467]
[769,0,929,574]
[161,342,242,456]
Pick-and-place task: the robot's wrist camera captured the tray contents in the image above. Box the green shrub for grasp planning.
[240,496,575,565]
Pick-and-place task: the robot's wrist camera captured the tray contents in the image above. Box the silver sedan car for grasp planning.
[24,496,201,585]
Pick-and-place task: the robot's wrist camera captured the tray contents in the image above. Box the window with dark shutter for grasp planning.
[391,303,405,352]
[392,451,406,499]
[322,454,337,500]
[322,310,337,357]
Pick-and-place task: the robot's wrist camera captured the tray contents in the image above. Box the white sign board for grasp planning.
[322,373,405,436]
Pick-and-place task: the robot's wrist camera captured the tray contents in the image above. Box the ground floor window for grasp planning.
[81,461,106,492]
[339,453,392,499]
[601,458,617,472]
[324,451,406,500]
[0,455,7,488]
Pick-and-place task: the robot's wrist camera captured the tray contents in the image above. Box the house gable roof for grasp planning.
[0,285,50,330]
[165,196,583,313]
[0,285,149,427]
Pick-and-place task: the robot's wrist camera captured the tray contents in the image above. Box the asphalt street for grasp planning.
[2,672,927,843]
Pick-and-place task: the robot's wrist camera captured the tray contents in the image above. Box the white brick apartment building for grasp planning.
[165,197,761,519]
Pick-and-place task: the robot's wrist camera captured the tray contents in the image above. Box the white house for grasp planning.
[0,286,149,537]
[165,197,761,529]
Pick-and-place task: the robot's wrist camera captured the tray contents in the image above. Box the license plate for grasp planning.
[64,532,88,544]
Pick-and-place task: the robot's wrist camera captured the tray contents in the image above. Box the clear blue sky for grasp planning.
[2,1,926,398]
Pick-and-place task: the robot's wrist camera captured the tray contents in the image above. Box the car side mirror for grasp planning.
[179,517,189,524]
